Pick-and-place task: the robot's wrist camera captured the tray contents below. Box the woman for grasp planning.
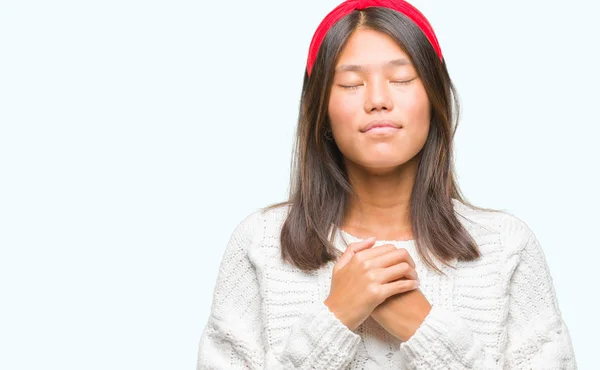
[197,0,577,368]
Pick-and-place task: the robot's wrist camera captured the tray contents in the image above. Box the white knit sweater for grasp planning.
[196,199,576,369]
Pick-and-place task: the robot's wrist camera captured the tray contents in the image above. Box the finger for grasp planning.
[369,247,416,269]
[398,248,416,269]
[380,279,419,298]
[354,243,397,262]
[348,237,377,254]
[378,263,418,283]
[334,236,376,271]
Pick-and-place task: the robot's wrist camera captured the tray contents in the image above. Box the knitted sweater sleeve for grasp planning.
[398,217,577,369]
[196,210,361,370]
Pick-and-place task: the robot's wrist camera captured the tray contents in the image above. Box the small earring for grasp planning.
[324,129,333,141]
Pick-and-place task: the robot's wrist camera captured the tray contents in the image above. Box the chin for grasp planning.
[342,149,419,173]
[356,160,410,174]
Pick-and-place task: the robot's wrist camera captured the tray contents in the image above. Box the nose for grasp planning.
[364,77,394,113]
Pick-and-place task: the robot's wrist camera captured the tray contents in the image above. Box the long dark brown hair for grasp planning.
[266,7,500,273]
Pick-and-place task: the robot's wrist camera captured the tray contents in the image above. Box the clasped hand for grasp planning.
[324,237,431,341]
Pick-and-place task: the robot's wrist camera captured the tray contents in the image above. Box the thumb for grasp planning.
[334,236,376,272]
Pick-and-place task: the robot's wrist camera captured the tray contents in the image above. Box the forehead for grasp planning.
[335,28,411,69]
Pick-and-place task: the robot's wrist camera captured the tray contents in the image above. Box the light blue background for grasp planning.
[1,0,597,369]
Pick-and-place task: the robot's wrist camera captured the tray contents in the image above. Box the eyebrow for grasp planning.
[335,58,411,73]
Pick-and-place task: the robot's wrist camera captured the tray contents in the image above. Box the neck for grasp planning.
[342,158,417,241]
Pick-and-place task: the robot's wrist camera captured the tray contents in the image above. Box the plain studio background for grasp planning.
[0,0,598,369]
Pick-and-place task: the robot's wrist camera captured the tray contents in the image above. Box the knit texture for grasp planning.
[197,199,577,369]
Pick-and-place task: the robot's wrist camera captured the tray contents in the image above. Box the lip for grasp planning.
[361,120,402,133]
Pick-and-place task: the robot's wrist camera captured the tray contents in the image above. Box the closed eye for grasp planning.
[391,78,416,85]
[339,78,416,89]
[339,84,363,89]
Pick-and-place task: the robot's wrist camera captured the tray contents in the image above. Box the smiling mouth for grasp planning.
[363,127,401,137]
[365,126,400,132]
[360,120,402,133]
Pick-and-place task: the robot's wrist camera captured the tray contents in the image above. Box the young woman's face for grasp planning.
[328,28,431,173]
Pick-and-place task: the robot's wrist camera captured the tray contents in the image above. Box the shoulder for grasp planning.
[227,202,291,252]
[452,198,541,259]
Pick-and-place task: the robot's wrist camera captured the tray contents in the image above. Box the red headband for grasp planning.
[306,0,443,76]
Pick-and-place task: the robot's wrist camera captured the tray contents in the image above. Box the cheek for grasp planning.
[328,91,360,126]
[396,88,430,122]
[394,88,431,148]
